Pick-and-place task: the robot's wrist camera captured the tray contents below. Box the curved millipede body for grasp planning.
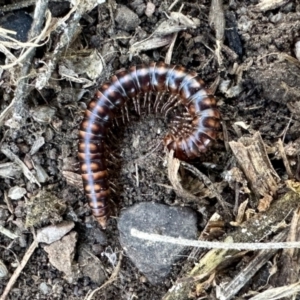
[78,62,221,228]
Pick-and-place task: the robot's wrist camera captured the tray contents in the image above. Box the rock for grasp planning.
[118,202,198,284]
[37,221,75,244]
[43,231,79,283]
[0,208,9,220]
[39,282,51,295]
[0,11,32,42]
[8,186,26,200]
[115,5,141,31]
[78,246,106,285]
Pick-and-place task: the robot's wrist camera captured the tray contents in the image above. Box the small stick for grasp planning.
[0,0,49,127]
[0,239,39,300]
[0,225,19,240]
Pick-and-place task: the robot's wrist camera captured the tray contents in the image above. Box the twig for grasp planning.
[131,228,300,250]
[209,0,225,65]
[0,225,19,240]
[34,0,103,91]
[168,0,181,11]
[0,0,49,126]
[248,281,300,300]
[0,239,39,300]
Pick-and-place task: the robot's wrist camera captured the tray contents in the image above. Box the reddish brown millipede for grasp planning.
[78,62,221,228]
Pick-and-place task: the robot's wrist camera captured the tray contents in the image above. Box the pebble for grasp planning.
[8,186,26,200]
[115,5,141,31]
[39,282,51,295]
[118,202,198,284]
[0,11,32,42]
[78,246,106,285]
[43,231,78,283]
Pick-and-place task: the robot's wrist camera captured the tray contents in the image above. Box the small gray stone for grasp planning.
[43,231,78,283]
[115,5,141,31]
[39,282,51,295]
[78,246,106,285]
[118,202,197,284]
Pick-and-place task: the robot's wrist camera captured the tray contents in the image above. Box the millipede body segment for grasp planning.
[78,62,221,228]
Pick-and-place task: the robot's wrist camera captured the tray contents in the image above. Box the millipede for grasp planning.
[78,62,221,228]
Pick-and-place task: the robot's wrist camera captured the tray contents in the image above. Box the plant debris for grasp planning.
[1,0,300,299]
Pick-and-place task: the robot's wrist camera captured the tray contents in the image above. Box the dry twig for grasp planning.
[0,225,19,240]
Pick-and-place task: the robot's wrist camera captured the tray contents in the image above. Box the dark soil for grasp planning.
[0,0,300,299]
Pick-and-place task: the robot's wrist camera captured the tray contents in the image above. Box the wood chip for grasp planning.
[229,132,280,199]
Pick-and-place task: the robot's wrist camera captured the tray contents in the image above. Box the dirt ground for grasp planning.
[1,0,300,299]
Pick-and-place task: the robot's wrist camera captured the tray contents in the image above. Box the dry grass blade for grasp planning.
[0,222,74,300]
[0,238,39,300]
[277,138,294,179]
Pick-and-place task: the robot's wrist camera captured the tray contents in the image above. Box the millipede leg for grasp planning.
[165,99,181,116]
[147,91,152,114]
[161,94,178,115]
[153,91,166,113]
[153,91,161,112]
